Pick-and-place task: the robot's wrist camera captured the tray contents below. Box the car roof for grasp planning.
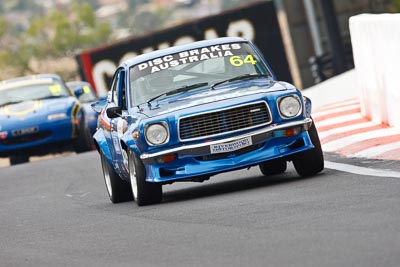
[0,74,64,91]
[66,81,91,87]
[122,37,250,68]
[1,74,63,84]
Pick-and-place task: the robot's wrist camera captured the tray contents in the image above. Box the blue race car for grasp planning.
[67,81,99,136]
[0,74,93,165]
[92,37,324,206]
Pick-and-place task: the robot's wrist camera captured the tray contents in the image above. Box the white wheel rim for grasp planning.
[128,152,138,199]
[102,156,113,198]
[122,149,129,170]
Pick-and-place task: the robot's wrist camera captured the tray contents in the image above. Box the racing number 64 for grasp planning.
[230,55,257,67]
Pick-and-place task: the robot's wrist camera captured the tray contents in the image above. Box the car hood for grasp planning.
[0,97,76,121]
[136,79,293,117]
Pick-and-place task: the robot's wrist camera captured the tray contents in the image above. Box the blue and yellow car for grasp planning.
[92,37,324,206]
[67,81,99,136]
[0,74,93,165]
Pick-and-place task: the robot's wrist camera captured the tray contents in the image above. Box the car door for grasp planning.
[108,69,130,180]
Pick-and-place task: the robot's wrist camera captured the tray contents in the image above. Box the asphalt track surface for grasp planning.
[1,151,400,267]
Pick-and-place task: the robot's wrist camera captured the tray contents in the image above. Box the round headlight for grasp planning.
[145,123,169,145]
[279,96,301,118]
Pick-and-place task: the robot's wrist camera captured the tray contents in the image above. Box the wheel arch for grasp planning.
[93,128,113,165]
[303,96,312,118]
[120,136,141,156]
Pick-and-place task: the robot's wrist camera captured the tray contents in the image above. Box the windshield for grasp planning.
[78,86,98,103]
[0,78,71,106]
[69,83,98,103]
[129,42,271,106]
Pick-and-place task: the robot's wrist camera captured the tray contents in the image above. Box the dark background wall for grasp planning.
[76,1,292,95]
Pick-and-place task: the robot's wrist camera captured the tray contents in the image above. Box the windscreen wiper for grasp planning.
[147,82,208,103]
[35,95,68,100]
[211,73,271,90]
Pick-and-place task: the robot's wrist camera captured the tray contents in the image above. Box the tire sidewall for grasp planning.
[127,149,162,206]
[293,121,324,177]
[128,150,138,201]
[100,153,114,200]
[100,153,133,203]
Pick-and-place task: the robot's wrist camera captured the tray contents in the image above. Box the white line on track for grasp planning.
[325,161,400,178]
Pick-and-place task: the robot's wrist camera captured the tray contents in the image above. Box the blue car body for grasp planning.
[93,37,324,205]
[0,74,93,165]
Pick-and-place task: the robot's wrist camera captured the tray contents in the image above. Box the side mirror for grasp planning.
[106,106,122,118]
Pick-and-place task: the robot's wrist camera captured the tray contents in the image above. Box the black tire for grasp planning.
[292,121,324,177]
[259,159,287,176]
[100,153,133,203]
[74,115,94,153]
[74,127,94,153]
[128,150,162,206]
[9,155,29,165]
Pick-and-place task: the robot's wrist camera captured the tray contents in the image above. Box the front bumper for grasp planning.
[140,118,314,183]
[0,118,76,157]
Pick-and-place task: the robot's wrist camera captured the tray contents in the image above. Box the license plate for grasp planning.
[210,137,252,154]
[12,126,39,136]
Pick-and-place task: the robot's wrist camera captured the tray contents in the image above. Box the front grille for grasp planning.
[179,102,271,141]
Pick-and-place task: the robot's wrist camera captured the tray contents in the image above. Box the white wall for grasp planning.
[350,14,400,127]
[303,69,358,111]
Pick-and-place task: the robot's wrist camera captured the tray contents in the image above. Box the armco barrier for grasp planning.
[349,14,400,127]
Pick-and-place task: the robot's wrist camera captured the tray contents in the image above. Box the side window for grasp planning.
[110,70,120,104]
[119,71,127,110]
[109,68,127,109]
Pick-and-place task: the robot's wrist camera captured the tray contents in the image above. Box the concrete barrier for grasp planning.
[349,14,400,127]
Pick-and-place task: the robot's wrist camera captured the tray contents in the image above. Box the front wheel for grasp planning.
[292,121,324,177]
[259,159,287,176]
[128,150,162,206]
[100,153,133,203]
